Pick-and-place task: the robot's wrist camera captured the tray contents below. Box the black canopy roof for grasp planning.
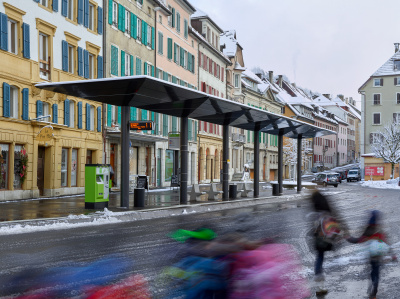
[36,75,335,138]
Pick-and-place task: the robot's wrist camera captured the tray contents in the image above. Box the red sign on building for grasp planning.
[365,166,384,176]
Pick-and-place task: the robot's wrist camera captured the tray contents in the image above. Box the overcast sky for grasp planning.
[192,0,400,109]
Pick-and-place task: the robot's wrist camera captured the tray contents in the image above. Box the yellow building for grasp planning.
[0,0,103,200]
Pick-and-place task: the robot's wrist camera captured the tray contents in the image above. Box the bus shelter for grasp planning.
[36,76,335,207]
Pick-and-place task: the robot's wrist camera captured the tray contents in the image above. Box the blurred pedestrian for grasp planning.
[346,210,397,299]
[309,190,347,295]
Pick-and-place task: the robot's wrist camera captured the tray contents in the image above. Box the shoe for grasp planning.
[316,287,328,295]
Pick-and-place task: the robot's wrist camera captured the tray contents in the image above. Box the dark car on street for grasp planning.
[312,172,339,187]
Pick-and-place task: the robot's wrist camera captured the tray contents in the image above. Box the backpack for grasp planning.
[314,214,341,251]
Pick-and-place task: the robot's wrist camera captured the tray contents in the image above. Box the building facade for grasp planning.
[0,0,103,200]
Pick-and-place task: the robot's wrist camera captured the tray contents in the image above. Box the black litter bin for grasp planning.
[134,188,145,207]
[229,184,237,199]
[272,183,280,196]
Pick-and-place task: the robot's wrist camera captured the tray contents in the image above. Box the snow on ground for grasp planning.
[361,179,400,189]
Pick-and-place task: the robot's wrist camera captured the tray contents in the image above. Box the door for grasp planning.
[110,144,116,187]
[37,147,45,196]
[157,149,161,187]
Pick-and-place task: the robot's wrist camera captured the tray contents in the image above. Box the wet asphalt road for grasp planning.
[0,181,399,298]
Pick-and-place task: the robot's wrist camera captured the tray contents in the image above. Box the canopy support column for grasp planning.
[120,106,130,208]
[222,125,229,201]
[254,131,260,197]
[297,134,303,193]
[180,117,188,204]
[278,129,284,195]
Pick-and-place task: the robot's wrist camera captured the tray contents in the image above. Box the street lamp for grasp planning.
[322,145,328,170]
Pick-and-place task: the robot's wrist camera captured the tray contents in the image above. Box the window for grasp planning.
[373,94,380,105]
[125,9,130,34]
[168,5,172,26]
[395,60,400,71]
[61,148,68,187]
[71,149,77,187]
[69,101,75,128]
[176,12,180,32]
[67,0,74,20]
[13,145,24,189]
[373,113,381,125]
[124,52,130,76]
[234,74,240,88]
[137,17,142,41]
[90,105,95,130]
[373,78,383,87]
[159,15,162,24]
[393,113,400,124]
[39,33,50,80]
[146,63,152,76]
[41,0,48,7]
[7,19,17,55]
[147,25,151,47]
[158,31,163,54]
[9,86,18,119]
[68,44,74,73]
[112,1,118,26]
[42,102,49,119]
[88,3,95,30]
[136,0,143,7]
[0,143,9,189]
[370,133,382,144]
[88,53,94,79]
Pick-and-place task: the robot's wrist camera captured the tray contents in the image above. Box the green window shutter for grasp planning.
[172,116,177,132]
[247,131,250,143]
[144,62,148,75]
[151,111,155,134]
[111,45,118,76]
[155,113,159,135]
[151,65,155,77]
[174,43,178,63]
[121,50,125,76]
[151,26,155,50]
[172,8,175,27]
[188,119,192,141]
[141,109,147,120]
[130,55,134,75]
[167,38,172,60]
[163,71,168,81]
[121,5,125,33]
[176,12,180,32]
[108,0,113,25]
[118,4,122,30]
[158,32,163,54]
[130,107,137,120]
[172,76,177,84]
[142,20,147,45]
[131,13,137,39]
[184,19,188,38]
[107,104,112,126]
[180,49,184,67]
[163,114,168,136]
[194,121,197,141]
[187,52,191,72]
[117,106,121,125]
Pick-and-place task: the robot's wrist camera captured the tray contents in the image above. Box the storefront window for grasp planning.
[165,150,174,182]
[0,144,9,189]
[71,149,77,187]
[13,145,23,189]
[86,150,92,164]
[61,148,68,187]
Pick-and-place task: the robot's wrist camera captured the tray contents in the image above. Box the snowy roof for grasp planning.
[372,50,400,76]
[242,70,263,84]
[191,6,223,33]
[234,61,246,71]
[220,30,242,57]
[190,27,231,64]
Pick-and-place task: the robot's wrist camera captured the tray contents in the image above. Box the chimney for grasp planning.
[278,75,283,88]
[291,82,296,88]
[256,73,262,79]
[269,71,273,83]
[395,43,400,53]
[323,94,330,100]
[338,94,344,101]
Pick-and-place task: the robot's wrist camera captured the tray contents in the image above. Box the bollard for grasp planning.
[134,188,145,207]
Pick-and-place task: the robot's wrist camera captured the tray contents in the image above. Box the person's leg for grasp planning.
[370,260,380,297]
[315,250,324,276]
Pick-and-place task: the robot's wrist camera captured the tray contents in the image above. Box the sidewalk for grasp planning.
[0,183,307,226]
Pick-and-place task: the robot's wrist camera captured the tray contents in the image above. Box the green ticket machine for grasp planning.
[85,164,110,209]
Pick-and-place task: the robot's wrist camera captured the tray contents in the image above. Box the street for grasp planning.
[0,181,399,298]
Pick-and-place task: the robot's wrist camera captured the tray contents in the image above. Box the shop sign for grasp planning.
[37,126,54,142]
[365,166,384,176]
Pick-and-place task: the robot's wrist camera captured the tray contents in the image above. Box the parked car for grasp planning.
[332,172,342,183]
[347,169,361,182]
[312,172,339,187]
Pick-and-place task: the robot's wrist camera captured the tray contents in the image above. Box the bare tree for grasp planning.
[371,122,400,178]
